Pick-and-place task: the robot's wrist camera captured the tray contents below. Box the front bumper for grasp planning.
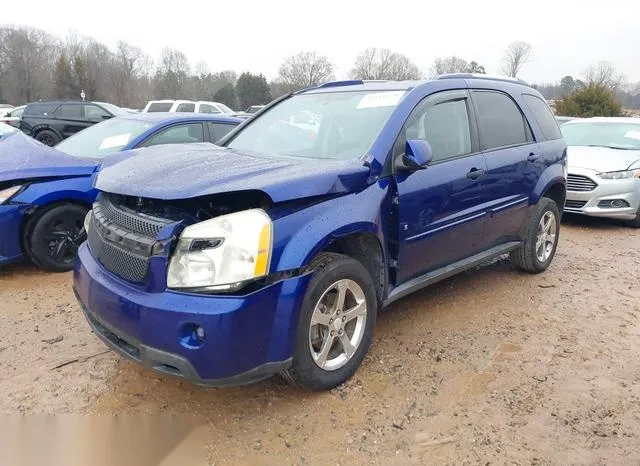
[0,204,30,266]
[565,168,640,220]
[73,243,312,387]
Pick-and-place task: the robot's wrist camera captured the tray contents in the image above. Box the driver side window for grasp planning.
[399,96,473,164]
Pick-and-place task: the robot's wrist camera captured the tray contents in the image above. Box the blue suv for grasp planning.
[73,74,567,391]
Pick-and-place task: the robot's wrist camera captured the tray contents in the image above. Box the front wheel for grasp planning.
[510,197,561,274]
[24,204,88,272]
[281,253,377,391]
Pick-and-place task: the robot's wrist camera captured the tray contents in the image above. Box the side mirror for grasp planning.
[396,139,433,171]
[102,115,113,120]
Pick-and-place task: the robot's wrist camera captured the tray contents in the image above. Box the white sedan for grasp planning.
[561,117,640,227]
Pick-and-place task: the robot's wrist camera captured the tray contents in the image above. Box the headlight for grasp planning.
[0,185,22,204]
[598,169,640,180]
[167,209,272,291]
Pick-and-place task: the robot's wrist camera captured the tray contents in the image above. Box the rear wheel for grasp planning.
[24,204,88,272]
[35,129,60,146]
[281,253,377,391]
[510,197,560,274]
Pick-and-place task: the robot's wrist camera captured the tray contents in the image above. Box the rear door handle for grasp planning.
[466,168,485,180]
[527,152,540,162]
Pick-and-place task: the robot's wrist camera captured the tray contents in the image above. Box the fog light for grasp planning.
[598,199,630,208]
[611,199,628,208]
[196,326,206,341]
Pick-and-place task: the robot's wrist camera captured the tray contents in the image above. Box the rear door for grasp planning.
[470,90,539,248]
[55,104,86,138]
[395,90,489,283]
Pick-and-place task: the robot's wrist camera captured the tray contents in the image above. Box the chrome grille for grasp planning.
[99,195,170,237]
[87,221,149,282]
[564,200,587,210]
[87,194,173,283]
[567,174,597,192]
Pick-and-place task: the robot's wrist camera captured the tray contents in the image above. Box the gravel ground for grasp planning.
[1,214,639,465]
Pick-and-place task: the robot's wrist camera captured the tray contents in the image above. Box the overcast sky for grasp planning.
[5,0,640,84]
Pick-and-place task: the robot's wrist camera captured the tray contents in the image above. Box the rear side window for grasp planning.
[199,104,221,114]
[58,104,83,119]
[472,91,531,151]
[208,122,236,142]
[147,102,173,112]
[24,103,57,116]
[176,103,196,112]
[522,94,563,140]
[141,123,204,147]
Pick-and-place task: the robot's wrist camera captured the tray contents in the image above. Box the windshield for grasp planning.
[94,102,129,117]
[561,122,640,150]
[55,118,153,158]
[227,90,406,159]
[216,103,235,114]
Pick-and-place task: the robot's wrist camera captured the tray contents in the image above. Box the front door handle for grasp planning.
[527,152,540,162]
[466,168,485,180]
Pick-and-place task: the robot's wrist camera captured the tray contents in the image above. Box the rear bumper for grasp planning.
[565,169,640,220]
[0,204,28,266]
[73,243,311,387]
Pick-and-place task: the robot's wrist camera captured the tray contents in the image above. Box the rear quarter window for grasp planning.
[522,94,563,141]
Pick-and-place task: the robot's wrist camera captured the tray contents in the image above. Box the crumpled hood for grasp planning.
[568,146,640,173]
[96,143,372,202]
[0,131,97,183]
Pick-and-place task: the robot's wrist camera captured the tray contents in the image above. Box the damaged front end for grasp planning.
[85,189,325,295]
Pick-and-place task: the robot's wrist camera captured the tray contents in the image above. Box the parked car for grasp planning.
[143,100,236,115]
[560,117,640,226]
[246,105,265,114]
[74,74,566,391]
[19,101,130,146]
[0,105,26,128]
[0,104,14,116]
[0,122,18,140]
[0,113,242,270]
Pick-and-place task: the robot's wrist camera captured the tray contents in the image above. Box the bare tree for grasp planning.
[350,48,421,80]
[155,47,191,98]
[112,41,153,106]
[277,51,334,92]
[500,41,533,77]
[430,56,469,77]
[0,26,56,104]
[583,61,625,91]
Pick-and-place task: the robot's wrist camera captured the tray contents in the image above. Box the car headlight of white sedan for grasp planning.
[167,209,272,292]
[597,169,640,180]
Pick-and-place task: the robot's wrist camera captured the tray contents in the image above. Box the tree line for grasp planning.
[1,25,638,112]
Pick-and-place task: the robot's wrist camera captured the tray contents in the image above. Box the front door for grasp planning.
[395,90,489,284]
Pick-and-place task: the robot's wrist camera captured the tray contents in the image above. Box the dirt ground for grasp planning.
[1,214,639,465]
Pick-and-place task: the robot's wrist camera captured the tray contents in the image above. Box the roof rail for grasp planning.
[437,73,529,86]
[316,80,364,88]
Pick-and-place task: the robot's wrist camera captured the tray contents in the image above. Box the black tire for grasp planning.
[281,253,377,391]
[35,129,60,146]
[510,197,561,274]
[24,203,88,272]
